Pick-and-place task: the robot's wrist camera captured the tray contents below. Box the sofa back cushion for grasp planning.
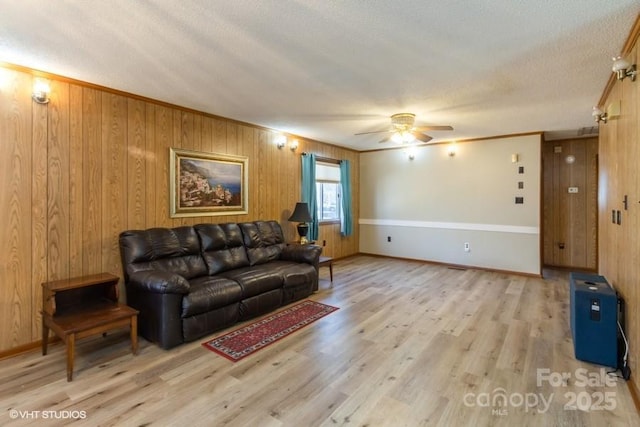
[239,221,286,266]
[195,223,250,275]
[119,226,207,281]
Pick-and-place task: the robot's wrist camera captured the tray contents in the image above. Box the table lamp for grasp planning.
[288,202,312,244]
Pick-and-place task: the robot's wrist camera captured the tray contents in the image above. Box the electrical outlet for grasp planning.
[387,236,392,242]
[464,242,470,252]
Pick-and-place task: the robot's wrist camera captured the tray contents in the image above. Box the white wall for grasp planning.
[359,134,541,275]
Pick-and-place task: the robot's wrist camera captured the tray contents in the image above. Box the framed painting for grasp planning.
[169,148,248,218]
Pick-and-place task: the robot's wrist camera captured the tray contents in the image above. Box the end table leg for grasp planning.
[66,334,75,382]
[42,322,49,356]
[329,263,333,284]
[131,315,138,355]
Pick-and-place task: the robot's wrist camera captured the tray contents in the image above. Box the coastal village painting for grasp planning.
[170,148,248,217]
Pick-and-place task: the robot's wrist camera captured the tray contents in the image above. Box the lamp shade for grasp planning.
[288,202,312,222]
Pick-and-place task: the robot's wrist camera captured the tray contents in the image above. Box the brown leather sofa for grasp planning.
[119,220,322,349]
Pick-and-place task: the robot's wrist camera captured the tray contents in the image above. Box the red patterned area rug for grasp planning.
[202,300,338,362]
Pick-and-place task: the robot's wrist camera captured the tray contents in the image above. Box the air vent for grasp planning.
[578,126,599,136]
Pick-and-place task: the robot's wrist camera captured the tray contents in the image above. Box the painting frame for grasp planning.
[169,148,249,218]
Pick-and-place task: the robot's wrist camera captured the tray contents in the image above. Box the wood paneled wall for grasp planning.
[0,65,359,353]
[542,137,598,270]
[598,18,640,396]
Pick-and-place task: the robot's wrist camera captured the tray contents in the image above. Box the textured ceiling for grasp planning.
[1,1,638,150]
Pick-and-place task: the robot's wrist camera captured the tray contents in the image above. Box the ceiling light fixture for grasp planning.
[390,113,417,144]
[32,79,50,104]
[592,106,607,123]
[612,56,636,82]
[391,130,416,144]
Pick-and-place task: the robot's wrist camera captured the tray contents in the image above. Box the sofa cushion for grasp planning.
[239,221,286,266]
[182,276,243,317]
[266,260,318,288]
[195,223,250,274]
[220,264,284,299]
[120,226,207,280]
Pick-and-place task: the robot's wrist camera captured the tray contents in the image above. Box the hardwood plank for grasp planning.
[154,105,172,227]
[82,87,102,275]
[47,80,70,282]
[127,98,146,230]
[101,93,127,279]
[31,75,49,343]
[68,84,84,278]
[144,103,156,228]
[0,70,33,351]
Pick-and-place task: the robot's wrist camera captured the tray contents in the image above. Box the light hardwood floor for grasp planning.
[1,256,638,426]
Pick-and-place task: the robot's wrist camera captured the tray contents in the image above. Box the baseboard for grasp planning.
[629,377,640,414]
[543,264,597,274]
[358,252,542,278]
[0,337,60,361]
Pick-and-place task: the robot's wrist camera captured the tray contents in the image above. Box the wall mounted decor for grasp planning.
[170,148,248,217]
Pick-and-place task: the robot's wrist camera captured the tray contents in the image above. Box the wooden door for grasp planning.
[543,137,598,270]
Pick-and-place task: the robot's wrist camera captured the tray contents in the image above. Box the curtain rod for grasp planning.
[301,153,342,164]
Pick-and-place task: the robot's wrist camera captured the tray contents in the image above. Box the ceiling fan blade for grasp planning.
[378,136,391,143]
[414,125,453,131]
[355,129,392,136]
[412,132,433,143]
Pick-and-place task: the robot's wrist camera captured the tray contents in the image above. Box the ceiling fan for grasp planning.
[355,113,453,144]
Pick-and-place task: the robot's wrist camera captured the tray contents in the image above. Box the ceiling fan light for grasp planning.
[403,132,416,143]
[391,132,404,144]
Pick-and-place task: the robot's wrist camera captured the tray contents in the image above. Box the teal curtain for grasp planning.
[339,159,353,236]
[301,153,318,240]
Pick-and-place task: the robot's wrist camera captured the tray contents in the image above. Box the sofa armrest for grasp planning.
[125,270,188,349]
[281,244,322,269]
[127,270,191,294]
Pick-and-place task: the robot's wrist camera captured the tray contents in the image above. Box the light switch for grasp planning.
[568,187,579,193]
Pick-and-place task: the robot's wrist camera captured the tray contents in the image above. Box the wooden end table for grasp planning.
[41,273,138,381]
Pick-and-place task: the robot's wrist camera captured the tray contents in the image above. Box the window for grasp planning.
[316,162,341,223]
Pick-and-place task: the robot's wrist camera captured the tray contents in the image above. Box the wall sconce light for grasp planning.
[275,134,287,149]
[612,56,636,82]
[592,106,608,123]
[290,139,299,151]
[511,154,519,163]
[404,145,417,160]
[32,79,50,104]
[447,143,457,157]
